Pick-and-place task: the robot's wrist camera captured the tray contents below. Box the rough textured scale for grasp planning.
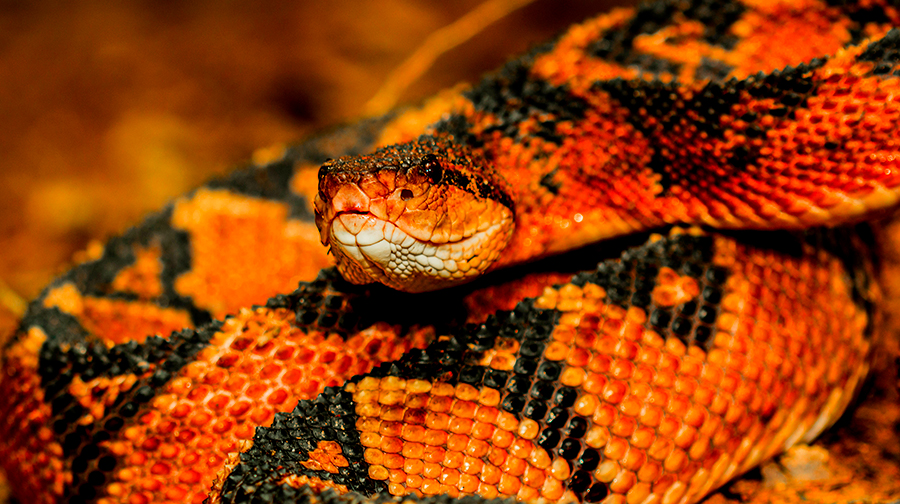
[209,229,877,504]
[1,1,899,504]
[316,0,900,292]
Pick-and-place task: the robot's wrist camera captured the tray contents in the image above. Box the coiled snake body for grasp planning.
[1,1,899,504]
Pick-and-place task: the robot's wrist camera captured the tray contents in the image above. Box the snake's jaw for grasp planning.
[320,193,515,293]
[315,138,516,293]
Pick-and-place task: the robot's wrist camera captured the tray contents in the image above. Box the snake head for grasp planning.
[315,135,515,293]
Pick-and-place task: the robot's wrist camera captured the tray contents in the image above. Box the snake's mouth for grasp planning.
[324,209,514,293]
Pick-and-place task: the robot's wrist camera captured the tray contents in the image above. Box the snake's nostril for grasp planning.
[400,189,414,201]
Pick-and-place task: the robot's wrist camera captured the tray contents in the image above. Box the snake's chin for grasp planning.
[327,211,513,293]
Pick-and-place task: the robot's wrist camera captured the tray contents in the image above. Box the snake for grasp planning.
[1,1,899,504]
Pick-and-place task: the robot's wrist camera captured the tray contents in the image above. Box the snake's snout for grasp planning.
[314,138,516,293]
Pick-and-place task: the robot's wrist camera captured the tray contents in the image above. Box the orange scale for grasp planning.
[461,456,484,475]
[380,437,403,454]
[388,482,405,495]
[155,419,177,435]
[574,331,598,349]
[619,395,643,418]
[522,465,546,488]
[603,380,629,404]
[497,411,519,431]
[604,436,630,461]
[259,362,283,380]
[402,424,427,442]
[205,393,232,411]
[250,405,274,424]
[459,473,481,493]
[491,428,515,449]
[158,443,181,460]
[419,462,442,480]
[528,447,552,470]
[611,358,636,379]
[443,450,465,469]
[401,442,425,459]
[129,493,151,504]
[502,456,527,477]
[663,448,689,473]
[487,446,508,467]
[428,396,453,413]
[544,341,569,361]
[553,327,576,343]
[149,461,172,476]
[594,403,618,426]
[478,482,500,499]
[734,380,758,405]
[448,433,470,451]
[441,467,461,485]
[405,395,429,411]
[424,429,448,446]
[621,445,648,471]
[498,473,521,496]
[265,388,290,406]
[365,448,385,465]
[609,469,637,494]
[466,439,490,458]
[368,465,390,481]
[117,466,139,482]
[169,403,192,419]
[404,459,425,476]
[281,369,304,385]
[654,369,677,389]
[451,400,477,418]
[560,367,587,388]
[541,476,565,501]
[400,422,427,442]
[164,484,188,501]
[384,454,405,470]
[475,405,500,423]
[583,372,608,395]
[243,382,269,400]
[666,393,691,417]
[509,438,536,459]
[477,388,501,407]
[421,478,442,495]
[517,484,540,502]
[575,394,600,417]
[657,416,681,440]
[636,459,662,483]
[180,451,201,466]
[140,437,161,452]
[425,412,450,430]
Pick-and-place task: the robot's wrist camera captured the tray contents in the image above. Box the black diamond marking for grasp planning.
[220,388,384,500]
[596,59,826,196]
[857,29,900,77]
[588,0,745,75]
[457,51,589,146]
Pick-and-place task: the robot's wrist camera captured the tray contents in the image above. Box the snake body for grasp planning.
[1,1,899,504]
[316,1,900,293]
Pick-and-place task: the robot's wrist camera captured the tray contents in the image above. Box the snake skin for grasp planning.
[1,1,898,504]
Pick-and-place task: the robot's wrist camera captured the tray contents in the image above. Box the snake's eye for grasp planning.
[420,154,443,184]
